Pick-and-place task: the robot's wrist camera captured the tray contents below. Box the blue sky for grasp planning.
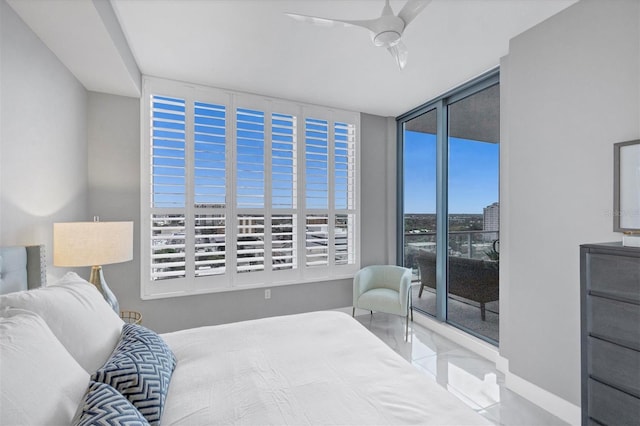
[404,130,499,214]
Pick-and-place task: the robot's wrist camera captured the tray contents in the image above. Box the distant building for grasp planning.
[483,202,499,232]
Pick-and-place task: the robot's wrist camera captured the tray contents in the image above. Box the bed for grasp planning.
[0,245,492,425]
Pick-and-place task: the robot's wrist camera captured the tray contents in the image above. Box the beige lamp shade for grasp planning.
[54,221,133,267]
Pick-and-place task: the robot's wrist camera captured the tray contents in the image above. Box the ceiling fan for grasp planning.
[285,0,432,70]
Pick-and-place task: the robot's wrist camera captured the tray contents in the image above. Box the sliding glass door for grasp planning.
[402,108,438,317]
[398,70,500,344]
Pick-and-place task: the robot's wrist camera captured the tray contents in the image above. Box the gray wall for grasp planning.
[86,93,394,333]
[500,0,639,406]
[0,0,88,280]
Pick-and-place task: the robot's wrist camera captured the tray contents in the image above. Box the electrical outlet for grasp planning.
[264,289,271,299]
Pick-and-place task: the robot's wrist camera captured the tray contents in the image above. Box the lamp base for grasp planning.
[89,266,120,314]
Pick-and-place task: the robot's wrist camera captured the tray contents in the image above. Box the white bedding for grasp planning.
[161,311,492,425]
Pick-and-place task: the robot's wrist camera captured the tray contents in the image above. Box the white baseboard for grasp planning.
[502,362,581,425]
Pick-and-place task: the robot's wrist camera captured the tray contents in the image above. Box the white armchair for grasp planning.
[352,265,413,340]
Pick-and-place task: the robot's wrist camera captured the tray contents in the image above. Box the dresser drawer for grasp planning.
[589,337,640,397]
[589,296,640,350]
[589,379,640,425]
[588,253,640,302]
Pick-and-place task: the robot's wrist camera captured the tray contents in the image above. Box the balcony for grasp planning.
[404,230,499,344]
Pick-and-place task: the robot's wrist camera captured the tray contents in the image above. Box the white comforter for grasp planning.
[161,311,492,425]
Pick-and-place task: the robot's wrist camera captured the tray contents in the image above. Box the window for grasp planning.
[398,69,500,344]
[141,77,359,299]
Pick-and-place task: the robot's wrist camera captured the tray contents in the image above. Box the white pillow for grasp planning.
[0,309,90,425]
[0,272,124,373]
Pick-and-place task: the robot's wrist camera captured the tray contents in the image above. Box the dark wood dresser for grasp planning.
[580,242,640,425]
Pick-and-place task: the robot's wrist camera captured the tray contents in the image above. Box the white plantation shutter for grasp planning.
[150,95,187,280]
[194,102,226,206]
[306,214,329,267]
[195,214,226,276]
[271,111,297,272]
[236,108,265,209]
[305,118,329,209]
[193,101,227,278]
[272,113,297,209]
[142,77,359,298]
[151,96,186,207]
[237,215,265,273]
[272,214,296,270]
[335,214,355,265]
[334,122,356,266]
[334,122,356,210]
[235,108,266,273]
[150,214,186,280]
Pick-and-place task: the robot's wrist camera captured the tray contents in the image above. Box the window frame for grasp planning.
[141,77,360,299]
[396,68,499,343]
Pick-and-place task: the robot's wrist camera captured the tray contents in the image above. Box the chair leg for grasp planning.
[370,310,373,315]
[418,283,424,298]
[352,307,355,317]
[405,314,409,341]
[480,303,486,321]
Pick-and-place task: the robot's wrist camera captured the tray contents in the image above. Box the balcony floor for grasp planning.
[410,284,499,342]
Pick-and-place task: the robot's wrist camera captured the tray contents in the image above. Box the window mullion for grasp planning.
[435,99,448,322]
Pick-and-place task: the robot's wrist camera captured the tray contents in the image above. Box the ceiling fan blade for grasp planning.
[388,40,408,70]
[285,13,377,32]
[397,0,432,28]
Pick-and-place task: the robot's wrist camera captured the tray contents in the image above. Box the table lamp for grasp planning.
[54,219,133,313]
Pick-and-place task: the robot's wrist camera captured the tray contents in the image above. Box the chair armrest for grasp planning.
[353,267,375,306]
[397,268,412,312]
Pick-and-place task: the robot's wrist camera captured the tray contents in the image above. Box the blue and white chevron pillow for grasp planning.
[91,324,177,426]
[73,381,149,426]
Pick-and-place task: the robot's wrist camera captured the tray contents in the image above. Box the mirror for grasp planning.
[614,139,640,232]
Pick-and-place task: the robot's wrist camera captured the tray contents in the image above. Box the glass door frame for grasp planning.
[396,68,499,327]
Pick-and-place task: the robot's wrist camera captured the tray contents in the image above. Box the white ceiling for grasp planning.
[8,0,577,117]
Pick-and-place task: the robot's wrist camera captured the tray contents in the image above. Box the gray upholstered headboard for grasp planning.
[0,245,46,295]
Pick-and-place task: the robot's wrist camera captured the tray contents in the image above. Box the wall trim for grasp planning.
[502,360,581,425]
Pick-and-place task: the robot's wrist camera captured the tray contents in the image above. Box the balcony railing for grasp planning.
[403,230,499,275]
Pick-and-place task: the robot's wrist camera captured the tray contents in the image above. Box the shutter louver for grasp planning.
[334,121,356,266]
[237,215,265,272]
[194,102,226,206]
[272,214,296,270]
[306,214,328,267]
[272,113,297,209]
[236,108,265,208]
[150,214,186,280]
[151,96,186,208]
[305,118,328,209]
[195,214,226,276]
[335,214,355,265]
[334,122,356,210]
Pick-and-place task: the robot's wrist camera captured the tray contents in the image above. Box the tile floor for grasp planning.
[354,312,568,426]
